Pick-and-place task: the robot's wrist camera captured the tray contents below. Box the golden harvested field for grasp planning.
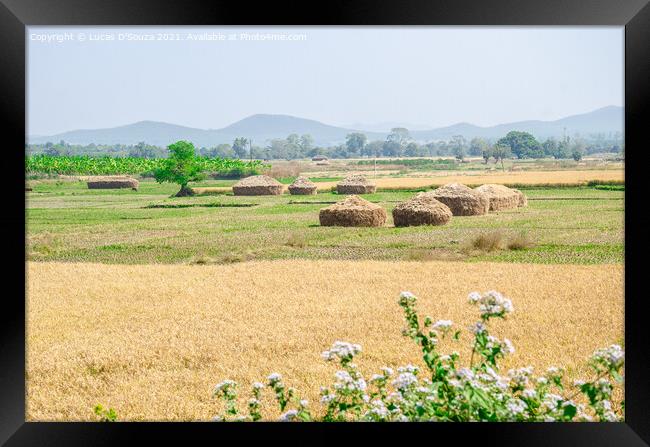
[27,260,623,421]
[193,169,624,194]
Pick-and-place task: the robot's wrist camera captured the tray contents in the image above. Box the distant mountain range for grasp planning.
[28,106,623,147]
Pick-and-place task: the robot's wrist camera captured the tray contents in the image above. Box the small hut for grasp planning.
[288,176,318,195]
[512,188,528,207]
[475,184,520,211]
[427,183,489,216]
[336,175,377,194]
[232,175,283,196]
[319,195,386,227]
[87,176,139,190]
[392,193,453,227]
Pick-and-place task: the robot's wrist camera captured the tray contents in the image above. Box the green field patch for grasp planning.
[144,202,257,209]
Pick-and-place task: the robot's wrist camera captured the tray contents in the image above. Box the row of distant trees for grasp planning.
[28,128,623,161]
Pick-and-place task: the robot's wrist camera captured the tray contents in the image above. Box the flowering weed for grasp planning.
[212,290,624,422]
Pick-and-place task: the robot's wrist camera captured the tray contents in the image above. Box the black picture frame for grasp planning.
[2,0,648,444]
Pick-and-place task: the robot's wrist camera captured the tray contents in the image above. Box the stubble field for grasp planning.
[27,260,623,421]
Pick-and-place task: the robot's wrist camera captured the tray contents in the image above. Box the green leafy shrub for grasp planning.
[93,404,117,422]
[212,290,624,422]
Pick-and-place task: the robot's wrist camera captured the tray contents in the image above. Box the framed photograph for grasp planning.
[2,0,648,444]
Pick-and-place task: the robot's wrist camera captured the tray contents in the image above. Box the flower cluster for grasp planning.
[211,290,624,422]
[468,290,514,319]
[321,341,362,364]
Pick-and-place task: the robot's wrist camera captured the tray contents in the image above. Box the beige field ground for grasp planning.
[192,169,624,194]
[27,260,623,421]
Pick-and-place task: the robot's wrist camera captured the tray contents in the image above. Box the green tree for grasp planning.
[43,146,61,157]
[300,134,314,154]
[571,140,585,162]
[469,138,489,157]
[481,146,493,164]
[363,140,383,157]
[153,140,206,197]
[497,131,543,159]
[492,144,511,170]
[345,133,367,156]
[233,137,249,159]
[404,142,421,157]
[450,135,466,161]
[542,138,558,158]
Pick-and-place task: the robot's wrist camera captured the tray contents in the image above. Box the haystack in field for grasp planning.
[475,184,520,211]
[87,176,139,190]
[232,175,283,196]
[427,183,488,216]
[336,175,376,194]
[392,193,452,227]
[319,195,386,227]
[512,188,528,207]
[288,176,317,195]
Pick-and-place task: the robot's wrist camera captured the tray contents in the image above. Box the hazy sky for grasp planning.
[27,26,623,136]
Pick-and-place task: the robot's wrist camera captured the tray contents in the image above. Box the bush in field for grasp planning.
[154,141,206,197]
[93,404,117,422]
[213,290,624,422]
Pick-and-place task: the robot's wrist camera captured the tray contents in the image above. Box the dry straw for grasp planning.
[232,175,283,196]
[392,193,453,227]
[288,176,317,195]
[86,177,139,190]
[319,195,386,227]
[512,188,528,207]
[475,184,520,211]
[427,183,489,216]
[336,175,377,194]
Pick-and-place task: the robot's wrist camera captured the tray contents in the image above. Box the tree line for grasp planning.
[27,128,623,161]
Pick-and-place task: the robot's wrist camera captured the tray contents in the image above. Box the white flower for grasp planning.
[392,372,418,390]
[366,400,390,419]
[592,344,624,369]
[546,366,561,376]
[470,291,514,318]
[321,341,362,361]
[536,377,548,385]
[598,400,612,411]
[399,291,417,304]
[267,373,282,383]
[432,320,453,331]
[470,321,487,334]
[456,368,475,382]
[503,338,515,354]
[333,370,366,392]
[320,394,335,404]
[279,409,299,421]
[398,364,419,374]
[522,389,536,399]
[506,398,527,416]
[248,398,259,405]
[214,380,236,393]
[543,415,555,422]
[381,367,394,376]
[603,411,619,422]
[543,393,563,411]
[468,292,482,303]
[299,399,309,407]
[573,380,585,387]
